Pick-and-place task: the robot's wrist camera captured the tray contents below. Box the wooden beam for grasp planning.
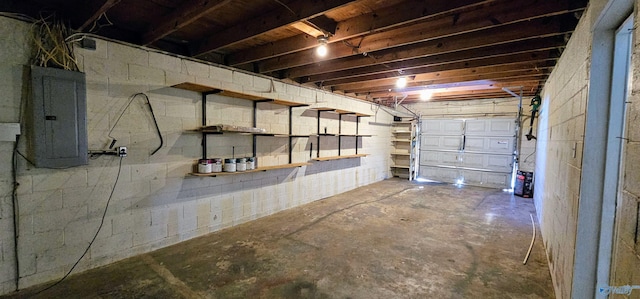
[300,37,565,86]
[257,1,581,73]
[362,84,542,102]
[291,22,325,37]
[337,66,552,93]
[225,0,494,66]
[377,90,540,104]
[318,51,557,87]
[376,86,541,99]
[298,35,565,84]
[307,15,337,35]
[360,79,545,98]
[142,0,232,45]
[191,0,357,57]
[76,0,121,32]
[277,16,569,78]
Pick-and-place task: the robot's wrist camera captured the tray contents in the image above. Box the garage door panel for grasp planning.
[465,119,515,136]
[464,137,485,151]
[460,170,512,189]
[460,153,513,172]
[419,117,515,188]
[487,137,514,153]
[420,136,462,150]
[461,170,483,185]
[490,119,515,135]
[421,119,464,135]
[419,166,460,183]
[420,150,459,167]
[464,120,488,135]
[460,153,485,169]
[464,137,514,154]
[486,155,513,171]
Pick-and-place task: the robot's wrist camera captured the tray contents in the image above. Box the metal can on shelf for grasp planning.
[211,158,222,173]
[198,159,212,173]
[223,158,236,172]
[236,158,247,171]
[246,157,255,170]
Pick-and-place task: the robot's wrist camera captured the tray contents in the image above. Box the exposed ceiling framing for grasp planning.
[2,0,587,105]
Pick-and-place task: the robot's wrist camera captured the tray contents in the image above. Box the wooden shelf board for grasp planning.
[392,131,412,134]
[215,89,266,101]
[190,162,310,177]
[391,152,411,156]
[197,126,266,134]
[310,107,372,117]
[311,107,337,112]
[312,154,369,161]
[172,82,218,93]
[391,165,410,169]
[271,99,310,107]
[392,139,411,142]
[340,134,372,137]
[334,109,372,117]
[172,83,307,107]
[254,133,290,137]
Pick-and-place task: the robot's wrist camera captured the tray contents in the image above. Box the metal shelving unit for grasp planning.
[172,82,311,176]
[391,119,419,180]
[310,107,371,162]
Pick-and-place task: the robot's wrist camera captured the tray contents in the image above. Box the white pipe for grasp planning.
[523,213,536,264]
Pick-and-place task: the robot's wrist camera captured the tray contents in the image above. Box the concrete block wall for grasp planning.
[610,1,640,294]
[406,97,536,171]
[535,5,592,298]
[0,16,393,294]
[0,18,33,294]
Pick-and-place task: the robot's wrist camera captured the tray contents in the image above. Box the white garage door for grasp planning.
[419,118,516,188]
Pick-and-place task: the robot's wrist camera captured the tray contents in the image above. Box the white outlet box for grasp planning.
[0,123,20,142]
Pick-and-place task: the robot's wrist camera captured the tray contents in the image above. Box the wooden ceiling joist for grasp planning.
[295,37,565,83]
[338,68,552,94]
[317,52,558,87]
[191,0,357,57]
[225,0,494,66]
[141,0,232,45]
[279,16,569,79]
[76,0,121,31]
[257,2,579,74]
[360,79,545,99]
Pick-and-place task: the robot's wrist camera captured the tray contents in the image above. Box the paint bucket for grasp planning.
[236,158,247,171]
[246,157,255,170]
[198,159,212,173]
[211,158,222,173]
[223,158,236,172]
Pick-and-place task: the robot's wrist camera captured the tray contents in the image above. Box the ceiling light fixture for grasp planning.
[395,77,407,88]
[420,90,433,101]
[316,36,328,57]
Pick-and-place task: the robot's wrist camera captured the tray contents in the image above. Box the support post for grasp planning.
[338,114,342,156]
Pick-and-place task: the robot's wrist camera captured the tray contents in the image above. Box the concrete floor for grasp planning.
[3,178,553,299]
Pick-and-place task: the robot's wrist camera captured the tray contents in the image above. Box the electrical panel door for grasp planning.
[29,66,87,168]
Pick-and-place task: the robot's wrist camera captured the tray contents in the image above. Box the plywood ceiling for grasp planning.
[2,0,588,105]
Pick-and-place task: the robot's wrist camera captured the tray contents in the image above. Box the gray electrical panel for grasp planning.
[28,65,88,168]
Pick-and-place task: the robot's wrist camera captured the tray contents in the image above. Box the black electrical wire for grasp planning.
[107,93,163,155]
[31,156,124,295]
[143,93,164,156]
[11,135,20,291]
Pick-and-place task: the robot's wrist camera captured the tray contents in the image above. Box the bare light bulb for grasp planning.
[420,90,433,101]
[316,44,328,57]
[396,77,407,88]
